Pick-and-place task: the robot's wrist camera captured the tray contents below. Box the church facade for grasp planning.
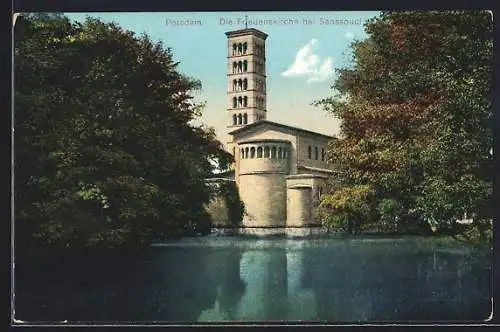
[223,28,336,235]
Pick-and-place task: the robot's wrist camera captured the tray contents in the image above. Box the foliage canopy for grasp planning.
[315,11,493,238]
[14,14,233,251]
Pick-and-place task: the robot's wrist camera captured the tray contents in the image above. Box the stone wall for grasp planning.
[239,173,287,227]
[212,226,330,237]
[236,139,291,227]
[286,174,328,227]
[286,187,312,227]
[296,134,330,170]
[233,127,298,178]
[229,124,335,230]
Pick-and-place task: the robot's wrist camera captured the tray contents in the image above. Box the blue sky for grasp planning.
[65,11,380,140]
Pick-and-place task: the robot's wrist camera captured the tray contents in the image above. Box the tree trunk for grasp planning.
[347,219,354,234]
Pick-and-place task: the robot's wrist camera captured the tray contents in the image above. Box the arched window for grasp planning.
[283,148,287,158]
[238,96,243,107]
[243,60,248,72]
[257,146,263,158]
[233,62,237,74]
[278,147,282,159]
[232,43,237,55]
[238,61,242,72]
[232,114,237,125]
[243,113,248,124]
[321,148,325,161]
[233,79,237,91]
[243,78,248,90]
[238,79,242,91]
[243,42,247,54]
[271,146,277,158]
[241,148,244,158]
[243,96,248,107]
[250,147,255,158]
[238,43,242,54]
[238,113,242,125]
[308,146,312,159]
[315,147,318,160]
[244,147,249,158]
[264,146,270,158]
[232,97,237,108]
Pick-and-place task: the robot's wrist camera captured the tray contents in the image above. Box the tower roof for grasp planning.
[225,28,268,40]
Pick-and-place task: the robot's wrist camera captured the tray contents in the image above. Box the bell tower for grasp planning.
[225,28,268,154]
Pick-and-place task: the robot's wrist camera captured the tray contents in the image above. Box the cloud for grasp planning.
[281,39,334,83]
[306,57,334,83]
[344,31,355,39]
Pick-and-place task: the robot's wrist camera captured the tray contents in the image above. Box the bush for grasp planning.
[318,185,376,234]
[377,198,404,232]
[206,181,244,228]
[205,197,229,227]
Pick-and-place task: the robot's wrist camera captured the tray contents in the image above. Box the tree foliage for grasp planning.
[315,11,493,236]
[318,185,376,234]
[206,181,245,228]
[14,14,232,251]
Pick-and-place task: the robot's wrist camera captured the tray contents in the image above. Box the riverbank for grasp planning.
[15,224,487,260]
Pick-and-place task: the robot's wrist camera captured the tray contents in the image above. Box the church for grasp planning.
[221,28,336,236]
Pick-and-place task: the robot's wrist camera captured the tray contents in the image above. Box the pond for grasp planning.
[14,235,492,323]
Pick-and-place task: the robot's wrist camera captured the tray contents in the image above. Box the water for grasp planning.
[15,236,492,323]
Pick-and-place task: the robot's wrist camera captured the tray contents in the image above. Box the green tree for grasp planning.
[14,14,232,252]
[315,11,493,236]
[206,181,245,228]
[377,198,405,232]
[318,185,376,234]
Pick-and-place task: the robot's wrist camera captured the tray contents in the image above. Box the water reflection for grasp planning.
[15,237,491,323]
[237,248,288,321]
[194,238,491,322]
[286,246,317,320]
[198,249,246,321]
